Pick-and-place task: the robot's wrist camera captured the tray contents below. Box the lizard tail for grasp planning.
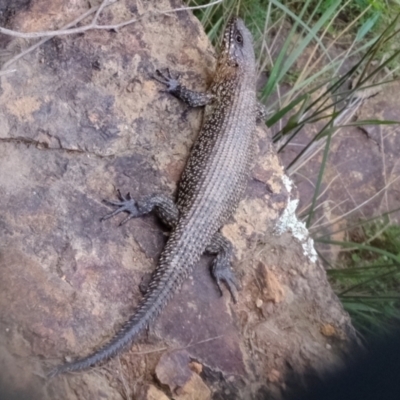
[47,293,154,377]
[48,227,200,378]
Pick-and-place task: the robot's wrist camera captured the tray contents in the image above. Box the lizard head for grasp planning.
[219,17,255,72]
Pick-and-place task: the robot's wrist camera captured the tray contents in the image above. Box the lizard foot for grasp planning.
[101,190,140,225]
[211,258,240,304]
[153,68,181,93]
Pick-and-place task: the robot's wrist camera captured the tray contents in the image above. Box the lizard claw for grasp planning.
[101,190,139,223]
[153,69,180,93]
[211,259,240,304]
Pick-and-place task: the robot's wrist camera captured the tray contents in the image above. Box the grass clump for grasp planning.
[320,219,400,337]
[289,0,399,35]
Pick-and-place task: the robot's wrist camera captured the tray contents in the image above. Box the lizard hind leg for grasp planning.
[206,233,240,303]
[101,190,179,228]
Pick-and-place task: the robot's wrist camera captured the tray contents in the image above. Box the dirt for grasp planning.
[0,1,355,399]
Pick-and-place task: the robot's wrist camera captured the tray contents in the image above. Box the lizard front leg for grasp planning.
[154,68,214,107]
[101,191,178,227]
[255,102,268,122]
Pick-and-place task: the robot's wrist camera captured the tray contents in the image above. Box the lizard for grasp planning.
[49,16,260,377]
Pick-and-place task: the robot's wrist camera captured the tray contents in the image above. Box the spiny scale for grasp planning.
[49,17,257,377]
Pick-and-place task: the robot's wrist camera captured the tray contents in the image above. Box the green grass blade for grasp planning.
[266,93,309,127]
[337,120,400,127]
[356,14,381,41]
[277,0,341,84]
[305,123,334,227]
[317,239,400,263]
[262,0,312,98]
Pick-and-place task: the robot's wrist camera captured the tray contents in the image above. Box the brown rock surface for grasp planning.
[280,81,400,237]
[0,1,354,399]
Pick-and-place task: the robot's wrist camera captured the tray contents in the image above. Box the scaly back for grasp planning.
[177,17,257,228]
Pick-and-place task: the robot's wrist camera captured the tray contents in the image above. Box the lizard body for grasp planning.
[49,17,258,376]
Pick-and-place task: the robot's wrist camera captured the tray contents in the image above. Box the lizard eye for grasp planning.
[235,33,243,44]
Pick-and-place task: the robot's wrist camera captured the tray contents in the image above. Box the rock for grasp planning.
[0,0,355,399]
[189,361,203,375]
[320,324,337,338]
[155,350,193,393]
[175,373,211,400]
[137,384,171,400]
[155,350,210,400]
